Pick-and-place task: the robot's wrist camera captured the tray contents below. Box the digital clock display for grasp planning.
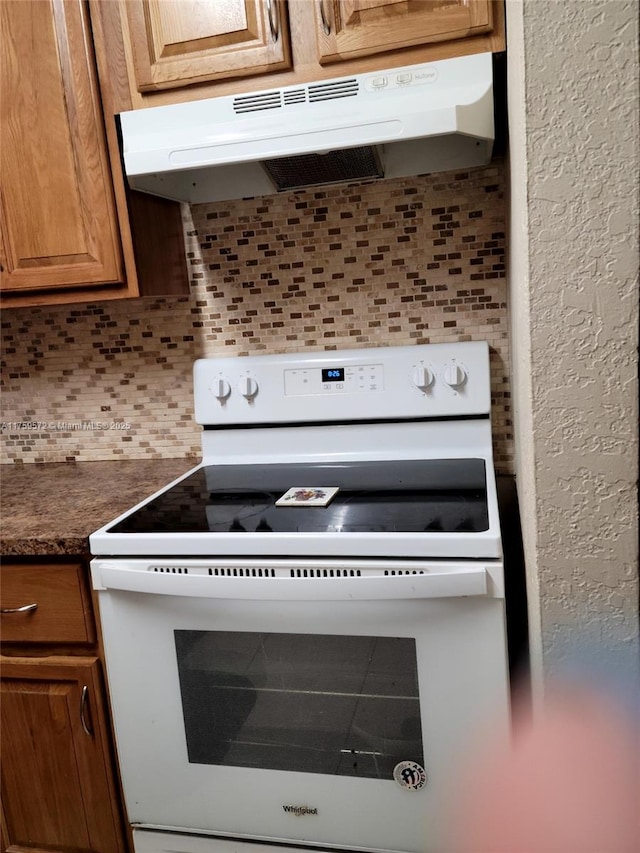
[322,368,345,382]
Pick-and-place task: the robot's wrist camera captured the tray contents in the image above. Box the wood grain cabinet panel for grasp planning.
[90,1,504,110]
[0,0,125,294]
[0,562,94,645]
[0,0,189,309]
[0,560,128,852]
[314,0,497,63]
[0,657,126,853]
[125,0,291,91]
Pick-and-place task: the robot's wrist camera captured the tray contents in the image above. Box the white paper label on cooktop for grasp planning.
[275,487,340,507]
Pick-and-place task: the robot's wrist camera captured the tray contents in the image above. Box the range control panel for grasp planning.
[194,342,491,426]
[284,363,384,396]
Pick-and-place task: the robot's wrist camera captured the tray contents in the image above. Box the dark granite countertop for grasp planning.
[0,459,197,557]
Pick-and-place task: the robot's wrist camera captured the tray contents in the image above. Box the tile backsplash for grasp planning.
[1,162,512,471]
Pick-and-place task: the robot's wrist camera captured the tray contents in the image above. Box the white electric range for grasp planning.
[90,341,510,853]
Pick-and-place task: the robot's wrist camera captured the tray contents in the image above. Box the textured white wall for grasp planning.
[507,0,639,700]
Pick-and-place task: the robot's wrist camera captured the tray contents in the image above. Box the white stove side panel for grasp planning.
[194,342,491,426]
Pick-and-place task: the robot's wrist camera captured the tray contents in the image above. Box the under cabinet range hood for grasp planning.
[120,52,494,204]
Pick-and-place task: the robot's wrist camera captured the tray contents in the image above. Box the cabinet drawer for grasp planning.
[0,563,94,644]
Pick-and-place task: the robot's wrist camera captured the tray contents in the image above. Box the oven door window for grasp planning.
[174,631,423,780]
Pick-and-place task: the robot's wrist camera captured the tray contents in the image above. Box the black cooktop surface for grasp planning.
[108,460,489,535]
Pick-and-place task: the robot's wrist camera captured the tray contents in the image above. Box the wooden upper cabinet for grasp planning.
[0,0,124,295]
[125,0,292,92]
[91,1,504,111]
[314,0,497,64]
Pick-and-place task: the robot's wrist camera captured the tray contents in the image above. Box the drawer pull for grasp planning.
[80,685,93,737]
[1,602,38,614]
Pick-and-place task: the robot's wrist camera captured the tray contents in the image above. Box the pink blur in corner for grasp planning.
[451,684,639,852]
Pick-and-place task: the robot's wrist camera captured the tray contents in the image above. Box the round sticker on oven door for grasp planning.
[393,761,427,791]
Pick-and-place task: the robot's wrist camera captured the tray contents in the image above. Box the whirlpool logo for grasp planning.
[282,805,318,817]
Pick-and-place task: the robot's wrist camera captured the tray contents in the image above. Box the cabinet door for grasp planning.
[0,0,124,295]
[315,0,495,64]
[125,0,291,92]
[0,657,126,853]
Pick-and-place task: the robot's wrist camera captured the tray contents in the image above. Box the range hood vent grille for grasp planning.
[308,78,359,102]
[121,54,495,203]
[262,146,383,191]
[284,88,306,105]
[233,91,284,113]
[233,78,360,114]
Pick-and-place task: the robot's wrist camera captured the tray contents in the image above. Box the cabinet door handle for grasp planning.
[266,0,280,42]
[1,602,38,614]
[319,0,331,35]
[80,685,94,737]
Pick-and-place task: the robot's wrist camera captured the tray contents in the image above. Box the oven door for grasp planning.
[92,558,510,853]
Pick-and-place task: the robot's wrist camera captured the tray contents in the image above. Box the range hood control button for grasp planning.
[443,363,467,388]
[239,376,259,399]
[213,378,231,402]
[410,365,434,392]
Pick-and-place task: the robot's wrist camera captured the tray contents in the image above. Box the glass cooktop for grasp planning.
[108,460,489,535]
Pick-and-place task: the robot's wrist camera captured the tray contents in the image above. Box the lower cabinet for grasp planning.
[0,561,128,853]
[1,658,126,853]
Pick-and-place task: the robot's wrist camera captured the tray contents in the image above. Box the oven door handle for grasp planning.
[94,562,493,600]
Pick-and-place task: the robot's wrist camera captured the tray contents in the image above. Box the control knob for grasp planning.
[212,378,231,402]
[410,365,434,392]
[239,375,259,399]
[443,363,467,388]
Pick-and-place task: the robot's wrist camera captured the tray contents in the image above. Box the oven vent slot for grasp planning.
[150,566,190,574]
[290,568,362,578]
[384,569,426,575]
[148,566,277,577]
[208,567,276,577]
